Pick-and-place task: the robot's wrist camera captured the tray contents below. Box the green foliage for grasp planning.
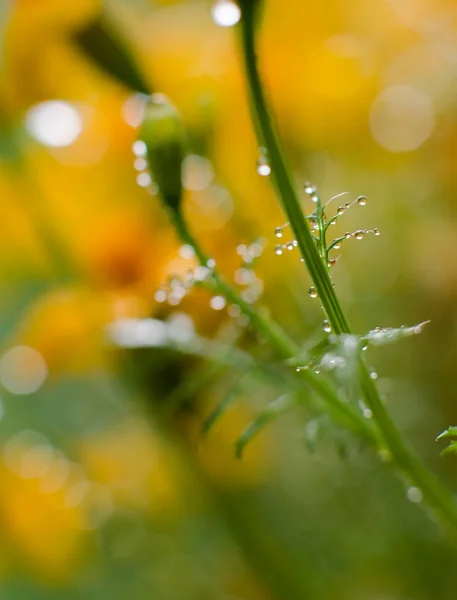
[130,0,457,542]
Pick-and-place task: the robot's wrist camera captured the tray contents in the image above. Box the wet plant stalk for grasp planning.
[238,0,457,538]
[169,209,374,443]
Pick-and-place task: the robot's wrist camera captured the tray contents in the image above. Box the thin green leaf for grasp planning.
[235,393,297,459]
[436,426,457,441]
[441,441,457,457]
[361,321,430,347]
[74,13,150,94]
[202,379,248,435]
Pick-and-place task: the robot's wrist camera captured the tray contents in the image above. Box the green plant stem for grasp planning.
[238,0,457,537]
[168,208,375,445]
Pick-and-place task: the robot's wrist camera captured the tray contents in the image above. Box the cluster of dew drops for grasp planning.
[270,180,381,305]
[132,132,265,324]
[153,241,265,326]
[132,140,160,195]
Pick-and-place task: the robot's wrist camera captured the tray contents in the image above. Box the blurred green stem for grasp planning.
[238,0,457,538]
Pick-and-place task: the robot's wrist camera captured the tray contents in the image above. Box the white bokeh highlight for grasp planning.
[26,100,83,148]
[211,0,241,27]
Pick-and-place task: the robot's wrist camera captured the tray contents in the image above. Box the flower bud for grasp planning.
[139,95,185,214]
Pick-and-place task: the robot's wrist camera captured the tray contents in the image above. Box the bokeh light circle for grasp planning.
[369,85,435,152]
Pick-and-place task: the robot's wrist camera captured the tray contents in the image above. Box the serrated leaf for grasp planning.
[361,321,430,347]
[235,393,297,459]
[436,426,457,441]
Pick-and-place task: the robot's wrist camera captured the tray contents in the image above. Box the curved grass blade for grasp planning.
[202,375,251,435]
[236,393,297,459]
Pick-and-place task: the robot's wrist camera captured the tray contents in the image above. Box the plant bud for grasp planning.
[139,95,186,214]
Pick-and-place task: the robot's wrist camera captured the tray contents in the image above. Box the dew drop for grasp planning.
[322,320,331,333]
[286,241,294,251]
[136,172,151,187]
[370,370,378,380]
[309,219,318,230]
[274,245,283,255]
[132,140,147,157]
[363,407,373,419]
[228,304,241,318]
[354,229,365,240]
[154,289,167,303]
[357,195,367,206]
[337,206,345,216]
[304,182,317,195]
[333,241,342,250]
[373,228,381,236]
[256,156,271,176]
[210,296,226,310]
[179,244,195,259]
[292,239,298,247]
[344,232,352,239]
[308,286,318,299]
[134,157,147,171]
[206,258,216,268]
[275,227,283,238]
[407,486,423,503]
[311,194,319,203]
[314,366,320,375]
[168,292,182,306]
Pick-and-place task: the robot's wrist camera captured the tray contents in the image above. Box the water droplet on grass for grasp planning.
[322,320,331,333]
[304,182,317,195]
[256,156,271,176]
[357,195,367,206]
[154,290,167,303]
[308,286,318,299]
[210,296,226,310]
[407,487,423,503]
[132,140,147,157]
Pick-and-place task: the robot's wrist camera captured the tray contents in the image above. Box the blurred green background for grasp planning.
[1,0,457,598]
